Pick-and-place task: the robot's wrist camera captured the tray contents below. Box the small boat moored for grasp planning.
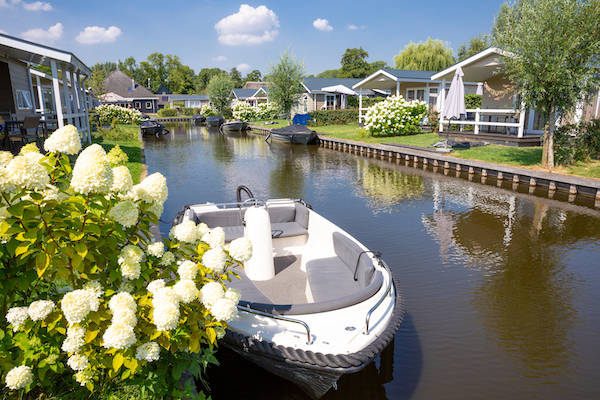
[221,120,249,132]
[140,119,169,137]
[173,187,403,399]
[267,124,318,145]
[206,115,225,128]
[193,114,206,126]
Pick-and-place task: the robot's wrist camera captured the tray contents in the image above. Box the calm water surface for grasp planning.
[143,124,600,399]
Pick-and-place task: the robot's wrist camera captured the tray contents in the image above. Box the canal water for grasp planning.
[143,124,600,399]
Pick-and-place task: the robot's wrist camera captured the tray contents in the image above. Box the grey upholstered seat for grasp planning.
[305,257,359,302]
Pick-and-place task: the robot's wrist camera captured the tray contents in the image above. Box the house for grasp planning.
[294,78,384,115]
[155,83,171,95]
[100,70,158,114]
[231,87,268,107]
[431,47,600,140]
[242,81,269,90]
[166,94,209,109]
[353,69,479,122]
[0,32,92,142]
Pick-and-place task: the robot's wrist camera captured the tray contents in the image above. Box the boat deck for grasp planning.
[252,255,308,304]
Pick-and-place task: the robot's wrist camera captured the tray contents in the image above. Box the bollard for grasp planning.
[497,171,503,180]
[468,166,474,175]
[433,160,439,167]
[529,177,536,187]
[569,185,577,195]
[456,164,462,172]
[444,161,450,169]
[513,174,519,183]
[549,181,557,191]
[423,158,428,165]
[482,169,488,177]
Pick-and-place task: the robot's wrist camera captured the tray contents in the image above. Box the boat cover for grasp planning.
[271,125,316,135]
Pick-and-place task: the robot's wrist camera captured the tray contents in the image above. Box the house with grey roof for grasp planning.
[100,70,158,113]
[166,94,209,109]
[232,87,268,107]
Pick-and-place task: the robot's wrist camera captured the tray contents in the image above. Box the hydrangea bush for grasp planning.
[363,95,428,136]
[232,102,257,121]
[200,105,216,117]
[0,125,251,397]
[94,105,142,126]
[255,102,279,120]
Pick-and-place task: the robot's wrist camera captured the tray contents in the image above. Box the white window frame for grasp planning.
[146,101,152,109]
[16,89,33,110]
[325,94,335,109]
[134,101,141,109]
[406,88,426,102]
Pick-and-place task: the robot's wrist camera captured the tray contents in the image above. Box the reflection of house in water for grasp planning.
[355,159,424,212]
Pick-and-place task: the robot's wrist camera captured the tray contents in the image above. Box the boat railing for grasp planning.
[364,259,394,335]
[237,305,312,345]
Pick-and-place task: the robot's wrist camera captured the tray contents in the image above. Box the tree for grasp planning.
[118,57,142,82]
[207,74,234,112]
[456,34,491,61]
[266,51,306,123]
[166,55,196,94]
[229,67,243,88]
[195,68,226,93]
[88,62,117,95]
[316,69,342,78]
[340,47,370,78]
[244,69,262,84]
[394,38,455,71]
[493,0,600,169]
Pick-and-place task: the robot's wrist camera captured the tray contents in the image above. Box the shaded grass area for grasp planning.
[452,145,542,166]
[92,124,144,183]
[249,119,288,129]
[318,124,441,147]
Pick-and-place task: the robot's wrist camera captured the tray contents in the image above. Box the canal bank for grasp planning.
[250,124,600,206]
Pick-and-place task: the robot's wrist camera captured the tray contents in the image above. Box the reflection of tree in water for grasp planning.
[209,132,235,165]
[268,143,307,199]
[355,159,424,211]
[425,188,600,380]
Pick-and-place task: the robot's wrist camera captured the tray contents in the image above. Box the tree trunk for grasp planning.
[541,110,556,170]
[541,123,550,169]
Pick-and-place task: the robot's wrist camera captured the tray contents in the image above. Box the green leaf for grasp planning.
[112,353,124,372]
[15,243,30,257]
[69,231,85,241]
[206,328,216,345]
[36,252,50,278]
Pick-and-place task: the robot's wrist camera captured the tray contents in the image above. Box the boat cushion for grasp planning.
[227,268,272,304]
[305,257,360,302]
[332,232,376,288]
[194,209,244,227]
[223,226,245,242]
[271,222,308,238]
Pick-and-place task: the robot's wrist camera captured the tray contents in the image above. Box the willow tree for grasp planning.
[493,0,600,169]
[394,38,455,71]
[207,74,234,113]
[266,51,306,123]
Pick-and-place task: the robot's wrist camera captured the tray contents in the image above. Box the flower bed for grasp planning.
[363,96,427,136]
[0,125,252,398]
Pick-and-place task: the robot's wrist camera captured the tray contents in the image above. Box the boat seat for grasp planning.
[271,222,308,238]
[223,226,245,242]
[305,257,360,302]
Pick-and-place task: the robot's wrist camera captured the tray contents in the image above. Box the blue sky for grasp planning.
[0,0,505,75]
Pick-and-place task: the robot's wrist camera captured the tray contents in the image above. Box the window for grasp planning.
[134,101,141,109]
[416,90,425,101]
[16,90,33,109]
[146,101,152,109]
[303,95,308,113]
[406,90,415,101]
[325,95,335,109]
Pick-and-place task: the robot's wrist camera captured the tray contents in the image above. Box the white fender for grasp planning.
[244,206,275,281]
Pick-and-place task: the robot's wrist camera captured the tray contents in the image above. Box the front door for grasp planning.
[0,61,16,118]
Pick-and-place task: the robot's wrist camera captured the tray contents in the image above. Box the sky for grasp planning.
[0,0,506,75]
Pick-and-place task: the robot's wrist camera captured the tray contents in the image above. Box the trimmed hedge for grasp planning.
[308,109,359,126]
[554,119,600,165]
[347,96,386,109]
[158,108,178,117]
[465,94,482,109]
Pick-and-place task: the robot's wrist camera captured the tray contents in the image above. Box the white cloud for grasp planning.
[215,4,279,46]
[347,24,366,31]
[0,0,20,7]
[213,55,227,62]
[21,22,62,44]
[237,63,251,73]
[0,29,6,34]
[76,26,121,44]
[313,18,333,32]
[23,1,52,11]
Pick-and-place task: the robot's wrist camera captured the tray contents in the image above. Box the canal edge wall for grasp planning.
[248,124,600,203]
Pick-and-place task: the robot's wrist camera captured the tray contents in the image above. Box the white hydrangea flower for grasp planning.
[120,261,141,280]
[61,325,86,353]
[228,237,253,262]
[43,124,81,155]
[119,244,144,265]
[147,242,164,258]
[159,251,175,267]
[201,227,225,249]
[224,288,241,304]
[74,369,93,386]
[135,342,160,362]
[70,144,113,194]
[200,282,224,308]
[119,281,134,293]
[153,302,180,331]
[110,165,133,193]
[111,309,137,327]
[109,200,139,228]
[196,222,210,238]
[174,280,199,303]
[27,300,55,321]
[147,201,163,218]
[67,354,88,371]
[202,248,226,274]
[131,172,168,204]
[210,298,238,322]
[0,151,12,167]
[108,292,137,314]
[170,220,198,243]
[4,365,33,390]
[6,307,29,331]
[147,279,165,295]
[0,167,15,193]
[152,287,179,307]
[177,260,198,280]
[102,323,136,349]
[6,152,50,191]
[61,289,98,325]
[83,281,104,298]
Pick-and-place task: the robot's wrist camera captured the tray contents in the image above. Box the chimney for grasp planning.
[131,78,135,90]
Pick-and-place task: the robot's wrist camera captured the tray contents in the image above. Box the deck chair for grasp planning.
[6,116,41,152]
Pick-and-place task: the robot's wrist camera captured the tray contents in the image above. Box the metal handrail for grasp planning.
[364,259,393,335]
[237,305,312,345]
[353,250,381,281]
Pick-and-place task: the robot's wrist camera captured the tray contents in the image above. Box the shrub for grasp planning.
[222,107,233,120]
[255,102,279,120]
[232,102,257,121]
[200,105,215,117]
[347,96,386,109]
[0,126,251,398]
[554,119,600,165]
[158,108,178,117]
[95,105,141,126]
[363,95,428,136]
[181,108,195,116]
[308,109,359,126]
[465,94,482,109]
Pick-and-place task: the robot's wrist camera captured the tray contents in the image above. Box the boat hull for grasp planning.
[270,131,318,144]
[206,116,224,127]
[140,121,167,136]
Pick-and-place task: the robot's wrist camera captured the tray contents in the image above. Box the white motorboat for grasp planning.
[173,187,403,399]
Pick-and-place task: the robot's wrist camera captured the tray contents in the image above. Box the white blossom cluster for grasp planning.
[43,124,82,155]
[61,288,101,325]
[151,286,181,331]
[200,282,239,322]
[170,219,199,243]
[110,165,133,193]
[363,95,428,136]
[94,104,142,125]
[202,248,227,273]
[102,292,137,350]
[130,173,168,204]
[70,144,113,195]
[109,200,139,228]
[147,241,165,258]
[118,245,144,280]
[135,341,160,362]
[159,251,175,266]
[67,354,89,372]
[2,151,49,192]
[5,306,29,331]
[202,227,225,249]
[4,365,33,390]
[27,300,55,321]
[62,325,86,354]
[228,237,253,262]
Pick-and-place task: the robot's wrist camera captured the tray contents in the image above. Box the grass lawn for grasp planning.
[92,124,144,183]
[248,119,288,129]
[315,123,442,147]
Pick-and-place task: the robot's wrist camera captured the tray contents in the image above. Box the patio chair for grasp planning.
[6,116,41,152]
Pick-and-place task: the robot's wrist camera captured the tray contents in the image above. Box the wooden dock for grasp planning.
[155,116,193,123]
[249,124,600,204]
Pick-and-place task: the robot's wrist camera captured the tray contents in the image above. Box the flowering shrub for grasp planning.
[200,105,216,117]
[363,95,428,136]
[255,102,279,120]
[0,126,251,397]
[232,102,257,121]
[95,104,142,126]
